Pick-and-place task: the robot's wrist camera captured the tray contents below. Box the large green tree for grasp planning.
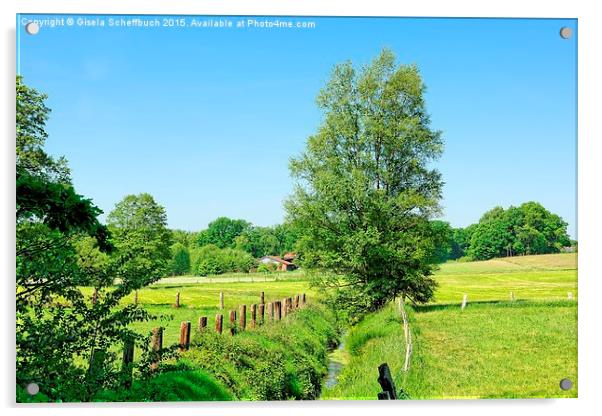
[468,202,570,260]
[16,78,158,402]
[196,217,250,249]
[286,50,444,318]
[107,193,173,285]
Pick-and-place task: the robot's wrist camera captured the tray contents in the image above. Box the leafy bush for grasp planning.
[190,244,255,276]
[181,304,339,400]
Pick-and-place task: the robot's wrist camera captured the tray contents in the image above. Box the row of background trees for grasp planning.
[167,218,300,276]
[430,201,574,263]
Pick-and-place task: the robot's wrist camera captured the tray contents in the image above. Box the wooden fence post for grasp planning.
[121,340,134,388]
[229,310,237,335]
[219,291,224,310]
[260,291,265,305]
[198,316,208,331]
[461,294,468,310]
[377,363,397,400]
[510,291,515,302]
[275,301,282,320]
[287,297,293,314]
[133,290,138,305]
[174,292,180,308]
[294,294,300,309]
[281,298,288,317]
[239,305,247,331]
[268,302,274,321]
[150,327,163,371]
[568,292,574,300]
[303,293,306,305]
[92,288,98,305]
[215,314,223,334]
[259,303,265,324]
[179,321,191,352]
[250,304,257,328]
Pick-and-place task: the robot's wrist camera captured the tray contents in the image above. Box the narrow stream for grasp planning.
[324,339,346,388]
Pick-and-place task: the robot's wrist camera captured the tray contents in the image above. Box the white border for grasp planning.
[2,1,601,415]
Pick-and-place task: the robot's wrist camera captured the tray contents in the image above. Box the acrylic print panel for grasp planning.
[16,14,577,402]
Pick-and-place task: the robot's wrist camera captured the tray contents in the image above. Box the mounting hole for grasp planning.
[559,378,573,391]
[25,22,40,35]
[26,382,40,395]
[559,27,572,39]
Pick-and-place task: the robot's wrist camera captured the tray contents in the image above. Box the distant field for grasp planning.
[432,253,577,304]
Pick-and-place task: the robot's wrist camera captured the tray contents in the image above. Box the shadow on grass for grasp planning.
[413,299,576,313]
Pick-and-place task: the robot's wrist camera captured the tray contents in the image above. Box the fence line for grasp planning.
[147,291,307,371]
[397,298,413,373]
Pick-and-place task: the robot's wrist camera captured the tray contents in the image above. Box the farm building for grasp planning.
[259,255,298,272]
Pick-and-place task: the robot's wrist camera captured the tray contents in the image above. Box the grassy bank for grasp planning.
[178,304,339,400]
[322,253,578,400]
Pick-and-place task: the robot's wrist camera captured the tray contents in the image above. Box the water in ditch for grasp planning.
[324,339,347,389]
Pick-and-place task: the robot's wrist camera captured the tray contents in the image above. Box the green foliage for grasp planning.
[170,229,197,248]
[190,244,255,276]
[107,193,173,286]
[287,49,443,317]
[16,75,70,183]
[182,305,338,400]
[94,368,232,402]
[168,242,191,276]
[196,217,251,249]
[16,78,165,402]
[429,221,453,263]
[467,202,571,260]
[233,222,301,258]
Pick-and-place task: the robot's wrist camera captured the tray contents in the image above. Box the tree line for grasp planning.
[167,217,300,276]
[430,202,573,262]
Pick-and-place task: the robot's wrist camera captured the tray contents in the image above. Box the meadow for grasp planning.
[323,253,578,400]
[115,279,314,346]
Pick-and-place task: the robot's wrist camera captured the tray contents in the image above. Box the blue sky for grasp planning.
[17,15,577,237]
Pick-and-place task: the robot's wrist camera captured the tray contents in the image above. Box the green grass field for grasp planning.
[323,253,578,399]
[433,253,577,304]
[121,280,314,346]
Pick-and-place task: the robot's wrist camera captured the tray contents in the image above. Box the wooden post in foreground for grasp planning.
[219,291,224,310]
[179,321,191,352]
[287,297,293,314]
[268,302,274,321]
[239,304,247,331]
[461,294,468,310]
[260,291,265,305]
[198,316,208,331]
[150,327,163,371]
[377,363,398,400]
[215,314,223,334]
[302,293,306,306]
[174,292,180,308]
[229,309,237,335]
[121,340,134,388]
[568,292,574,300]
[510,291,515,302]
[294,294,300,309]
[250,304,257,328]
[259,303,265,324]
